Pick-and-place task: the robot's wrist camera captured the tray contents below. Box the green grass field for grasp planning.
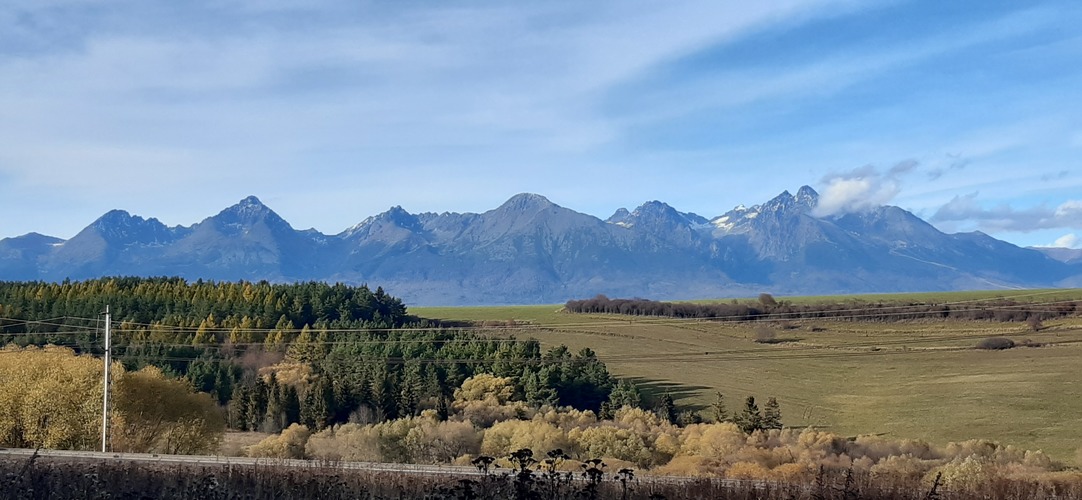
[413,290,1082,465]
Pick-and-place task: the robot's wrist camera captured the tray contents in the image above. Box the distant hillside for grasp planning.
[2,188,1079,305]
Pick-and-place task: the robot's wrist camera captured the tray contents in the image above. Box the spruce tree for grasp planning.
[762,397,783,430]
[227,384,250,430]
[711,391,730,423]
[282,385,301,427]
[608,380,643,410]
[262,374,284,432]
[301,377,334,430]
[435,393,450,422]
[245,378,269,432]
[735,396,762,434]
[655,393,676,424]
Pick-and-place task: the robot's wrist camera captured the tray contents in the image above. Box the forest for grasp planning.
[0,278,620,442]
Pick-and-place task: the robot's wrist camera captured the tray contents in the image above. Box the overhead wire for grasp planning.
[1,294,1079,358]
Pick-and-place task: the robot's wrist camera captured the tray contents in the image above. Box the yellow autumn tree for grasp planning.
[453,374,530,426]
[481,419,569,457]
[110,365,225,454]
[0,345,103,450]
[248,423,311,459]
[0,344,224,454]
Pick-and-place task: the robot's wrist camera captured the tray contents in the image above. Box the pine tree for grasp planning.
[281,385,301,427]
[227,384,250,430]
[711,392,731,423]
[368,367,398,422]
[598,401,614,420]
[655,393,676,424]
[262,374,284,432]
[245,378,269,432]
[435,393,450,422]
[300,377,334,430]
[677,410,702,426]
[608,379,643,410]
[287,325,317,363]
[735,396,762,434]
[397,381,419,417]
[762,396,783,430]
[213,367,234,405]
[331,380,356,424]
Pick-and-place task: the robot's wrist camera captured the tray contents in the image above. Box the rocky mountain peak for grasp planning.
[796,185,819,206]
[497,193,556,213]
[607,208,632,226]
[212,195,291,228]
[88,209,174,244]
[341,206,423,239]
[760,186,818,215]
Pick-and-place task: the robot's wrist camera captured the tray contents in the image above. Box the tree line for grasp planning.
[565,294,1077,323]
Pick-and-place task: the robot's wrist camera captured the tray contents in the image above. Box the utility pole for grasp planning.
[101,305,111,453]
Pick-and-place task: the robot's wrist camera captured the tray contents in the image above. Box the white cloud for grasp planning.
[1052,233,1081,249]
[811,162,913,216]
[931,194,1082,232]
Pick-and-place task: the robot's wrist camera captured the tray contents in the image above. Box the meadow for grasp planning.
[413,289,1082,465]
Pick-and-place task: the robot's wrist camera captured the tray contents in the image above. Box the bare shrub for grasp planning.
[976,337,1015,350]
[758,293,778,308]
[755,326,780,344]
[238,348,285,372]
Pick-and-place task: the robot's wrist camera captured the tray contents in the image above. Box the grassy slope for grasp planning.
[414,290,1082,465]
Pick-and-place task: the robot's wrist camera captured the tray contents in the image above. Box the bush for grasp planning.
[248,423,310,459]
[976,337,1015,350]
[754,327,780,344]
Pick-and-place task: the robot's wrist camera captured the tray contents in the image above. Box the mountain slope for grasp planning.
[2,190,1077,305]
[158,196,327,281]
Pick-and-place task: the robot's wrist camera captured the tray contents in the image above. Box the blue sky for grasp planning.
[1,0,1080,248]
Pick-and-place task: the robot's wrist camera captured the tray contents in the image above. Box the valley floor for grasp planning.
[415,296,1082,465]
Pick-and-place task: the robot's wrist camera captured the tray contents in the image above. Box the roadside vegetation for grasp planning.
[3,445,1081,499]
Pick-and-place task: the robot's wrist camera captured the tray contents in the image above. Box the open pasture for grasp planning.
[414,289,1082,465]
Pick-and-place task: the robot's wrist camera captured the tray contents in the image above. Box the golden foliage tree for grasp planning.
[0,345,224,454]
[111,365,225,454]
[0,345,103,450]
[248,423,311,459]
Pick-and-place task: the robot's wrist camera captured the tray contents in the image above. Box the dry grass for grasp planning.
[219,431,271,457]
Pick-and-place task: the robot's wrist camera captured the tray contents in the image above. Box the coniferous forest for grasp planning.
[0,278,617,437]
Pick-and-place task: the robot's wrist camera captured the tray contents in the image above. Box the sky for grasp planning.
[1,0,1081,248]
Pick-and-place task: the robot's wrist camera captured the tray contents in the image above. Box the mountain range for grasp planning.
[2,187,1079,305]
